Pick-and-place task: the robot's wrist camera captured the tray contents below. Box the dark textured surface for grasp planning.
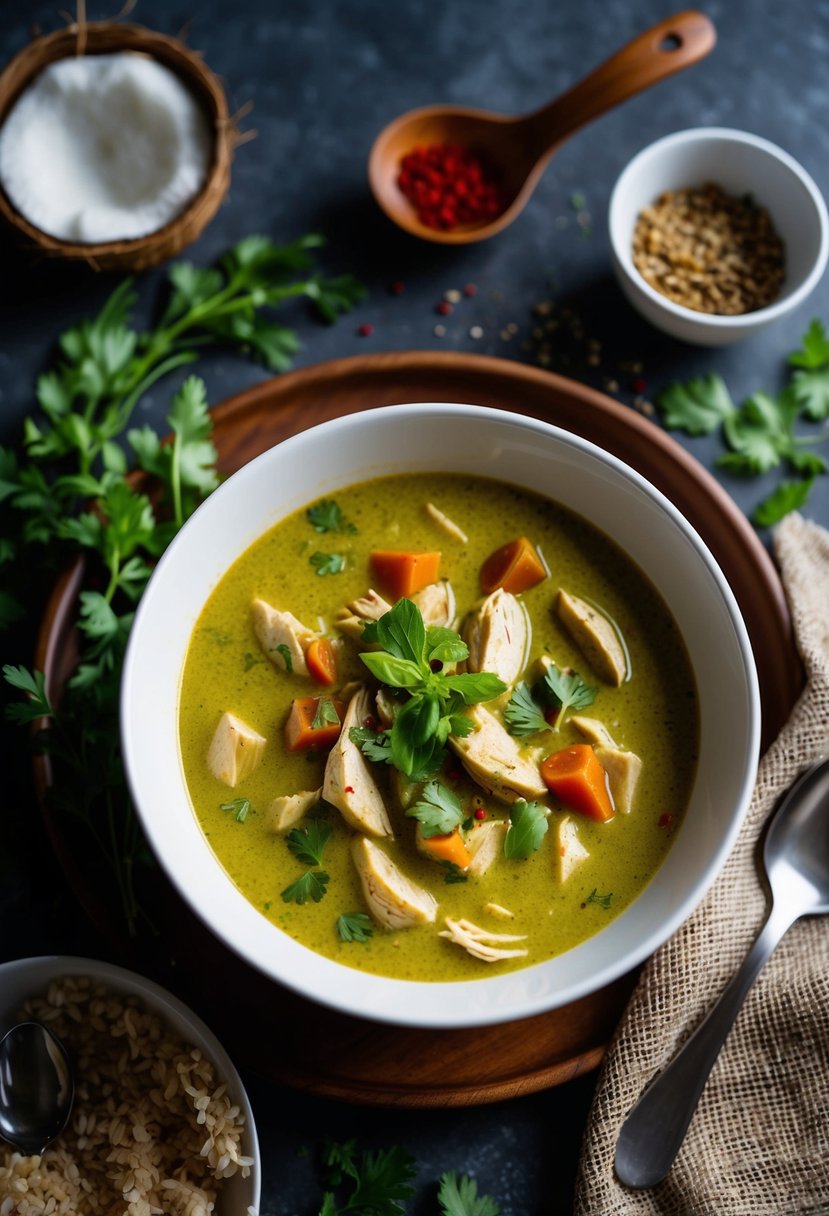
[0,2,827,1212]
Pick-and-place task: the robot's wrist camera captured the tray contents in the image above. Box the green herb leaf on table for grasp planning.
[656,319,829,525]
[504,801,549,860]
[320,1140,417,1216]
[438,1171,502,1216]
[3,665,54,724]
[286,820,333,867]
[281,871,330,905]
[336,913,374,943]
[1,233,363,937]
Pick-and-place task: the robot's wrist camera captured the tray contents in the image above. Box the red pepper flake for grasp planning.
[463,282,478,297]
[345,785,355,794]
[357,323,374,337]
[389,280,406,295]
[435,300,453,316]
[474,807,486,821]
[632,376,647,393]
[658,812,675,830]
[397,143,507,232]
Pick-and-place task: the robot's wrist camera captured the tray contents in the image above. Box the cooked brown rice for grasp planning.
[0,975,254,1216]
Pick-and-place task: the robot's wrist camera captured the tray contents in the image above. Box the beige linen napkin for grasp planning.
[575,513,829,1216]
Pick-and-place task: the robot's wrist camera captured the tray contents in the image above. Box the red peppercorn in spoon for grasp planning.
[368,10,716,244]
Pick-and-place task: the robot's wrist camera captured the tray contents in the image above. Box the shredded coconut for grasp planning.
[0,53,212,242]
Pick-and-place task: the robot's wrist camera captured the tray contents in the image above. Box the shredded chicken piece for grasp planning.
[323,687,392,836]
[264,787,322,833]
[463,588,531,686]
[424,502,468,543]
[465,818,507,876]
[251,597,318,675]
[553,813,590,882]
[449,704,548,803]
[411,579,456,629]
[556,590,629,686]
[352,837,438,929]
[439,917,528,962]
[334,589,393,643]
[483,901,515,920]
[206,711,266,787]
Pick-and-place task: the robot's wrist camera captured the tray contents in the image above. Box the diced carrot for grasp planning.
[540,744,615,822]
[284,696,344,752]
[305,637,338,686]
[369,550,441,600]
[480,536,546,595]
[418,827,472,869]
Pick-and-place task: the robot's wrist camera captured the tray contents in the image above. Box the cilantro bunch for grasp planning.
[1,233,364,934]
[657,318,829,525]
[350,599,507,780]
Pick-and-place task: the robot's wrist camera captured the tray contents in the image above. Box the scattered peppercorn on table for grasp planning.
[1,1,828,1213]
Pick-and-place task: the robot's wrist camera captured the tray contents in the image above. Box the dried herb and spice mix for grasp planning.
[632,182,785,315]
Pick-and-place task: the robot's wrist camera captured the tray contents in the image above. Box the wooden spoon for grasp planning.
[368,10,716,244]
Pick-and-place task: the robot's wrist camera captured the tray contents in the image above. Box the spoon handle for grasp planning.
[525,11,716,157]
[613,899,796,1190]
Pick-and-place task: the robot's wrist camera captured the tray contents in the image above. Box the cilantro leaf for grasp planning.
[307,499,358,534]
[438,1172,501,1216]
[349,725,394,764]
[406,779,464,838]
[286,820,332,866]
[440,861,469,884]
[333,1143,416,1214]
[280,871,330,905]
[504,681,549,737]
[721,390,795,473]
[586,888,613,909]
[3,665,54,724]
[540,665,596,725]
[310,551,346,576]
[275,643,293,672]
[657,373,735,434]
[791,367,829,420]
[788,318,829,368]
[336,913,374,943]
[752,477,816,527]
[504,801,549,859]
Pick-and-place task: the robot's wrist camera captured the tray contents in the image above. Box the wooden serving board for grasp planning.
[34,351,803,1107]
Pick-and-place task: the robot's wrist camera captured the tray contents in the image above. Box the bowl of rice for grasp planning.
[0,955,260,1215]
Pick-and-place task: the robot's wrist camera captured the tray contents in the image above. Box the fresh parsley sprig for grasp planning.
[438,1172,501,1216]
[354,599,506,779]
[656,318,829,525]
[504,664,596,737]
[319,1139,416,1216]
[405,779,464,838]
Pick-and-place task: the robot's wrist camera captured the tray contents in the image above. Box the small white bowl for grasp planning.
[121,403,761,1029]
[0,955,260,1213]
[608,127,829,345]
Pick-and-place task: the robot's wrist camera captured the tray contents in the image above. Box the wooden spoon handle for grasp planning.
[524,11,716,157]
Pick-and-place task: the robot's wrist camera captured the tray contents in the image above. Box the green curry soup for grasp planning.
[178,473,698,982]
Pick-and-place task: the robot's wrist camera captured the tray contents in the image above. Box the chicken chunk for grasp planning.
[352,837,438,929]
[206,711,266,788]
[463,588,531,686]
[264,787,322,833]
[323,687,392,836]
[465,818,507,877]
[424,502,468,544]
[334,589,393,644]
[411,579,457,629]
[553,814,590,882]
[449,705,548,803]
[439,917,528,962]
[556,590,629,686]
[252,597,317,676]
[570,715,642,814]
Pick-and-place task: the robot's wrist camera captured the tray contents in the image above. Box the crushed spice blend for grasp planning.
[632,181,785,315]
[397,143,507,231]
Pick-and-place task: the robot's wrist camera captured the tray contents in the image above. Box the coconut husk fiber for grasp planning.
[575,512,829,1215]
[0,20,236,270]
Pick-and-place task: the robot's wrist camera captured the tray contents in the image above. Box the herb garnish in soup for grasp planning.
[178,473,698,980]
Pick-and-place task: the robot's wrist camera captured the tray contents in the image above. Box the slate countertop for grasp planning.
[1,2,827,1212]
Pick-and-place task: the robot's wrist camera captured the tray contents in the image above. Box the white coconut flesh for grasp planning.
[0,52,213,243]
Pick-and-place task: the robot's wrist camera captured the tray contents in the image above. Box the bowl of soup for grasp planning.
[121,403,761,1028]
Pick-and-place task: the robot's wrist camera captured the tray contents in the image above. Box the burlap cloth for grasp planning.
[575,513,829,1216]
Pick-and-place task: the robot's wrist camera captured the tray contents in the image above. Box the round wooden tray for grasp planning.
[35,351,803,1107]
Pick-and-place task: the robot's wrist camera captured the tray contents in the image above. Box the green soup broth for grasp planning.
[178,472,698,982]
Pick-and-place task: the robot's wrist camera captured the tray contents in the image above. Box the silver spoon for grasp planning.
[615,753,829,1189]
[0,1022,74,1155]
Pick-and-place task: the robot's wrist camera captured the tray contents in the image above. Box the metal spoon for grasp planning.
[615,754,829,1189]
[368,10,716,244]
[0,1022,74,1155]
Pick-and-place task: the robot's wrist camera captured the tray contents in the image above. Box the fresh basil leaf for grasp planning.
[360,652,424,688]
[441,672,507,704]
[504,801,549,859]
[426,626,469,664]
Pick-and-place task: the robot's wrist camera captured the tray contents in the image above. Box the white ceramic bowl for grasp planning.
[608,127,829,345]
[0,955,260,1213]
[121,404,761,1028]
